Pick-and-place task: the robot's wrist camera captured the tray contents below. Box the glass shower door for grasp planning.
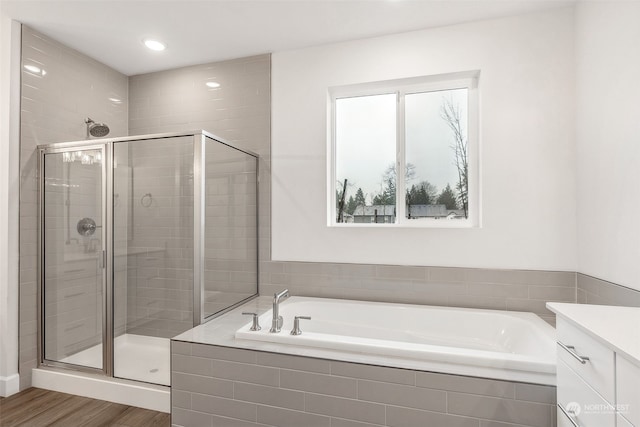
[41,147,106,371]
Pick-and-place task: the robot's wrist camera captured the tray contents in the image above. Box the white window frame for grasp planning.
[328,71,480,228]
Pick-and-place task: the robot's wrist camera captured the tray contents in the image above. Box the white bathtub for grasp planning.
[235,296,557,385]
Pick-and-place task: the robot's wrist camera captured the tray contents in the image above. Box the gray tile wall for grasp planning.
[577,273,640,307]
[261,263,577,325]
[171,341,557,427]
[19,26,128,389]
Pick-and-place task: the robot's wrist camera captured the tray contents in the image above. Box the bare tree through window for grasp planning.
[441,96,468,218]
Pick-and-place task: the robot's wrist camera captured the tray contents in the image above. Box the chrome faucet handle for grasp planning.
[242,312,261,331]
[290,316,311,336]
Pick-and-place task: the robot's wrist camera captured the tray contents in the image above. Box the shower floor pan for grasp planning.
[61,334,170,386]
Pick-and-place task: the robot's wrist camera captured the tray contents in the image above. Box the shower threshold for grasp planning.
[61,334,170,386]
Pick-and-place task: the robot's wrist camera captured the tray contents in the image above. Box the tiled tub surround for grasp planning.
[260,263,577,325]
[171,298,557,427]
[577,273,640,307]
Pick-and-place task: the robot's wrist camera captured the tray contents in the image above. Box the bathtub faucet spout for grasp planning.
[270,289,290,333]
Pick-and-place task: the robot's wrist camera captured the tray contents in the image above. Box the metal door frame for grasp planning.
[37,142,112,376]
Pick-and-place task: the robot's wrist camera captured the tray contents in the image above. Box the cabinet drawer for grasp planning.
[557,319,615,402]
[557,359,615,427]
[617,355,640,426]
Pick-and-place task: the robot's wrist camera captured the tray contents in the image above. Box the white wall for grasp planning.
[272,8,576,270]
[0,12,21,396]
[575,2,640,291]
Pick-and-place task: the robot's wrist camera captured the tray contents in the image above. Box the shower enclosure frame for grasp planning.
[36,130,260,378]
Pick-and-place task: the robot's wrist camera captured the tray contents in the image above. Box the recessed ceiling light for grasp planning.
[108,97,122,104]
[205,81,220,88]
[143,39,166,51]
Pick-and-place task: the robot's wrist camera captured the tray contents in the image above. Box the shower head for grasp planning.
[85,117,110,138]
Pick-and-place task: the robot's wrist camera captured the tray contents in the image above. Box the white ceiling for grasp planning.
[2,0,573,76]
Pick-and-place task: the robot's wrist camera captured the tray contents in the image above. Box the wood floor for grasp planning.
[0,388,170,426]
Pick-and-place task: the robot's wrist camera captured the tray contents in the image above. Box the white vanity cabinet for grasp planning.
[548,303,640,427]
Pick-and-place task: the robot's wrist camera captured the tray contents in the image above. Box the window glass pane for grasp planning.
[405,88,468,220]
[335,93,396,224]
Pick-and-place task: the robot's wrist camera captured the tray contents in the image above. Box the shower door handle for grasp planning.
[99,250,106,269]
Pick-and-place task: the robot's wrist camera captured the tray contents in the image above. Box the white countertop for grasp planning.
[547,302,640,366]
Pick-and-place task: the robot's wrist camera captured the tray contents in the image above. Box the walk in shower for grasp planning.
[37,130,258,386]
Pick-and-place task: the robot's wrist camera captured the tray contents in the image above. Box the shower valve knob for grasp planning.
[290,316,311,336]
[242,312,261,331]
[77,217,97,236]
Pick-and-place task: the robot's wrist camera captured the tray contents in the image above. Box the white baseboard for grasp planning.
[32,368,170,413]
[0,373,20,397]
